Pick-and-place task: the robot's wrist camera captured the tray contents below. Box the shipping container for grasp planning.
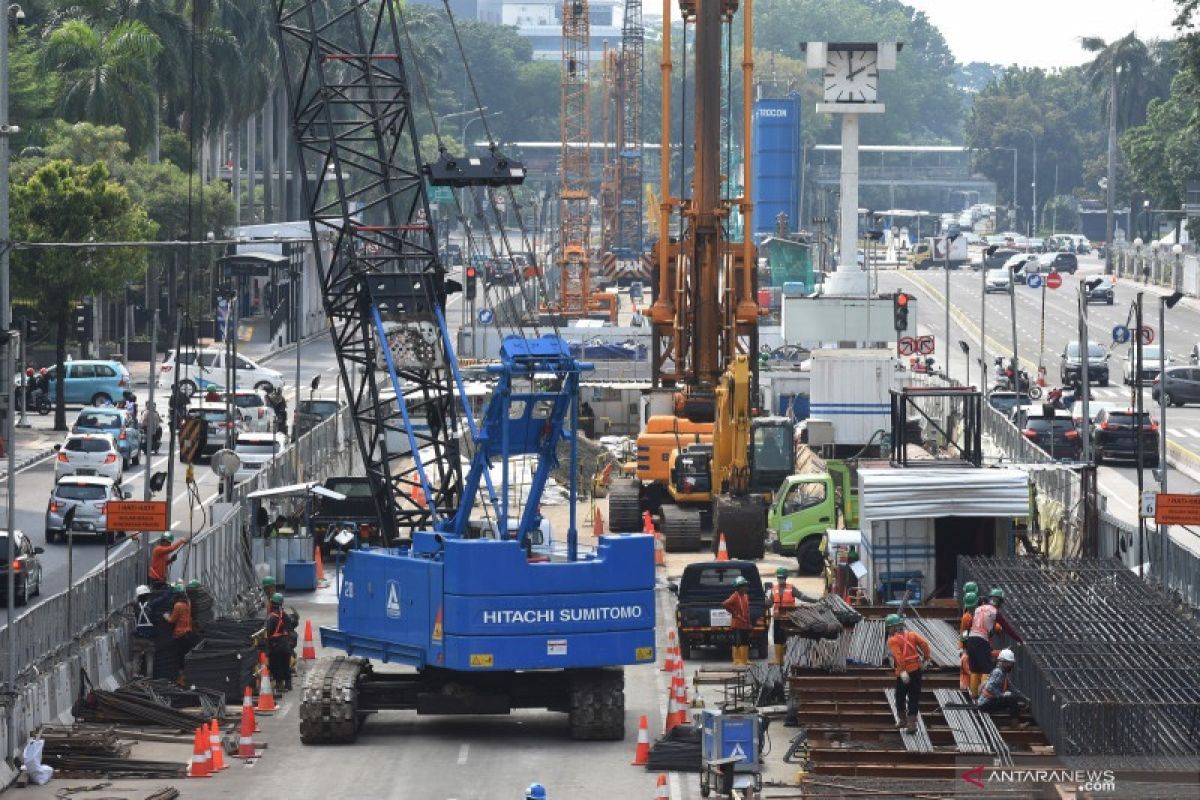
[752,96,801,236]
[809,349,897,447]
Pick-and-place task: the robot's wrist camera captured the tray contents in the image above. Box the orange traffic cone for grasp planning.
[238,695,257,759]
[257,653,277,714]
[661,630,678,672]
[715,534,729,561]
[314,546,326,582]
[243,686,259,733]
[208,718,226,771]
[653,529,665,567]
[188,726,211,778]
[655,774,669,799]
[631,714,651,765]
[301,620,317,660]
[663,683,680,735]
[642,511,654,533]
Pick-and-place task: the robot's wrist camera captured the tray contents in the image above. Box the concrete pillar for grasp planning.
[824,113,868,297]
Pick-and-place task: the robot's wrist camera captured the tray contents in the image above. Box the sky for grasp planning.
[903,0,1183,68]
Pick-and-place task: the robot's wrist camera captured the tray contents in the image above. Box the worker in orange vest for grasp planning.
[886,614,931,733]
[965,588,1024,698]
[770,566,797,666]
[265,593,295,692]
[958,591,979,692]
[721,576,752,666]
[148,533,189,589]
[164,584,197,678]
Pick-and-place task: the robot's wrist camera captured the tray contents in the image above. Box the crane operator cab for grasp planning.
[750,417,796,495]
[669,444,714,504]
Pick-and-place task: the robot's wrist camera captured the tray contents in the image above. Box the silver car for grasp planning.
[45,475,127,544]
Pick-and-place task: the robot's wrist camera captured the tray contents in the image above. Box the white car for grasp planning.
[157,348,285,396]
[229,389,273,432]
[181,403,248,456]
[54,433,123,481]
[984,268,1012,293]
[1124,345,1169,385]
[233,432,290,484]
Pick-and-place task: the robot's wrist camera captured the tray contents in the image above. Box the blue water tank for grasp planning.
[752,96,801,236]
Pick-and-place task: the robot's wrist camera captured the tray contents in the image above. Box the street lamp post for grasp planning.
[1012,129,1037,237]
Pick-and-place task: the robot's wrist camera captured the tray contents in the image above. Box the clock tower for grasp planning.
[805,42,900,297]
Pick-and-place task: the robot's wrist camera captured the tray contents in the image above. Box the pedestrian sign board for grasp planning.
[478,308,494,326]
[1026,274,1043,290]
[1153,493,1200,525]
[105,500,169,532]
[1112,325,1131,345]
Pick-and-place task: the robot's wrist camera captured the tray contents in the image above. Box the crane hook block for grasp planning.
[424,151,527,188]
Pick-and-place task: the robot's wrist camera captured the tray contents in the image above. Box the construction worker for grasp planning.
[770,566,796,666]
[131,585,160,678]
[265,593,295,692]
[148,533,188,589]
[976,648,1029,725]
[885,614,931,734]
[722,576,752,666]
[164,584,197,675]
[965,587,1024,698]
[958,592,979,692]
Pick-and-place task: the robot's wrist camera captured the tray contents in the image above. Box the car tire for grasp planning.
[679,636,693,661]
[132,450,141,466]
[91,392,111,406]
[45,529,57,544]
[255,381,274,393]
[1107,296,1114,305]
[1095,450,1105,465]
[16,578,27,607]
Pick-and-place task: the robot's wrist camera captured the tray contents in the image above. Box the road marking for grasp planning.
[277,702,292,719]
[1184,428,1200,439]
[456,743,469,765]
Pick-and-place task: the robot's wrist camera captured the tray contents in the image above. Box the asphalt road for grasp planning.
[881,256,1200,552]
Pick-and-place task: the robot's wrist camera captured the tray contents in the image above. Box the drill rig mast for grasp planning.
[556,0,592,316]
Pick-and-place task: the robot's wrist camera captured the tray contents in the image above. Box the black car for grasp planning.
[982,247,1020,271]
[1153,366,1200,406]
[1049,252,1078,274]
[987,391,1033,416]
[0,529,44,606]
[1084,277,1114,305]
[1060,341,1110,386]
[1091,409,1159,466]
[670,560,769,660]
[1017,412,1082,461]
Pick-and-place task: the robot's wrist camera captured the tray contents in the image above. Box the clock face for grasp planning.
[823,49,879,103]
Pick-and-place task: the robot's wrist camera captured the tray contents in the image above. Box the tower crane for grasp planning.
[607,0,793,560]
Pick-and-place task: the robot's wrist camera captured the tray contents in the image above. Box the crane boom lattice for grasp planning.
[557,0,592,316]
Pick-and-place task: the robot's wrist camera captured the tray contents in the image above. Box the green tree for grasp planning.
[41,19,163,152]
[11,160,156,429]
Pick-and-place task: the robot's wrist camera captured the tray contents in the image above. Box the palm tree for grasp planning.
[41,19,163,153]
[1082,32,1150,272]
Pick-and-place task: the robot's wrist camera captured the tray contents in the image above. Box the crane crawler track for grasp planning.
[299,655,368,744]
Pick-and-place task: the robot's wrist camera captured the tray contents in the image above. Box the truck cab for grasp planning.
[768,461,857,575]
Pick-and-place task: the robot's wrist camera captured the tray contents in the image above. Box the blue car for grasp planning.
[72,407,142,467]
[42,361,132,407]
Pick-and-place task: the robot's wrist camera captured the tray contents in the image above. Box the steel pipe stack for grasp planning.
[959,557,1200,767]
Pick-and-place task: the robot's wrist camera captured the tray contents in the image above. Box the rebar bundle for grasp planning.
[846,619,887,666]
[933,688,1013,765]
[34,725,188,779]
[74,679,225,729]
[908,618,962,668]
[784,631,852,673]
[959,557,1200,763]
[786,603,842,639]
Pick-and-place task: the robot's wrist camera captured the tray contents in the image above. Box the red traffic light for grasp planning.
[896,292,909,306]
[466,266,477,278]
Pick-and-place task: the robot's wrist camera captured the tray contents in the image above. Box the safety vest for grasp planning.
[969,604,998,639]
[134,601,154,638]
[772,584,796,613]
[268,610,289,639]
[981,671,1009,700]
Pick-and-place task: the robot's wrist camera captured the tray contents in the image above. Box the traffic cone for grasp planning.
[655,774,669,799]
[314,546,326,582]
[630,714,651,765]
[661,630,678,672]
[654,533,665,566]
[257,653,277,714]
[238,696,257,759]
[663,683,680,735]
[642,511,654,534]
[188,726,211,778]
[208,718,226,771]
[301,620,317,660]
[716,534,729,561]
[243,686,259,733]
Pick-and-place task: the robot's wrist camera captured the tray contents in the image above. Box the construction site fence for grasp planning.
[0,408,353,686]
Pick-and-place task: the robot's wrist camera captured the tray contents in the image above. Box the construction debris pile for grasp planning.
[74,679,225,729]
[33,726,188,779]
[960,557,1200,769]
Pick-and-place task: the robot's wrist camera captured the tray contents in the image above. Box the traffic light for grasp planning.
[893,292,910,333]
[23,317,38,340]
[464,265,478,298]
[74,302,93,342]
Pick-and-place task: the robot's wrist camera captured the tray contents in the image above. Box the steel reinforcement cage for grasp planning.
[958,556,1200,767]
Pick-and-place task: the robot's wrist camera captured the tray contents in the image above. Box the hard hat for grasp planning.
[262,575,276,587]
[963,581,978,596]
[39,367,47,376]
[733,576,748,587]
[885,613,904,628]
[24,367,32,377]
[171,583,186,594]
[271,592,284,606]
[187,579,201,590]
[160,532,173,543]
[526,784,547,800]
[775,567,789,578]
[963,592,979,610]
[135,584,151,597]
[997,648,1016,663]
[990,587,1005,600]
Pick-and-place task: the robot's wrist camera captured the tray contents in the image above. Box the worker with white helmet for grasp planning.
[976,648,1029,726]
[130,584,163,678]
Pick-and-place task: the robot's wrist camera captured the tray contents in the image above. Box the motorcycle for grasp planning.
[19,376,51,415]
[992,365,1042,399]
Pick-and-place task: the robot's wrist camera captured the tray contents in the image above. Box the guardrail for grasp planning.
[0,408,352,685]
